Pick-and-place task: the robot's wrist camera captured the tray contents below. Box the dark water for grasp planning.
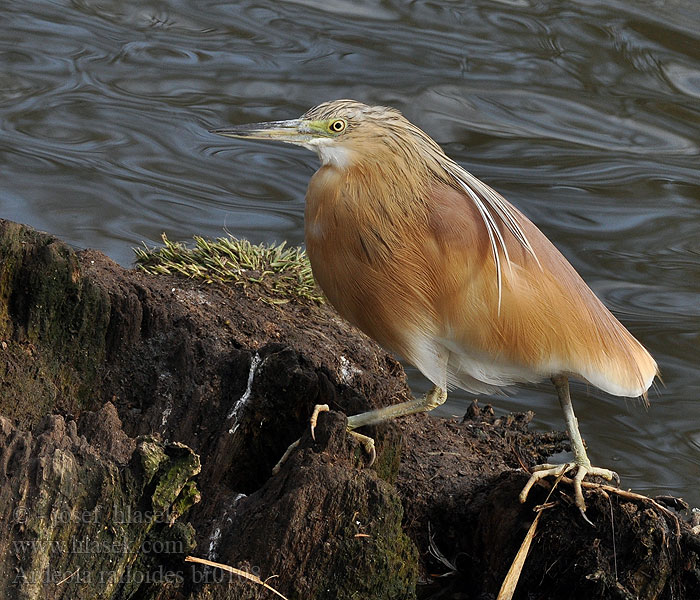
[1,1,698,504]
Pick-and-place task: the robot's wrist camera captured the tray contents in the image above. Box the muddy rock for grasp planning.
[0,402,199,600]
[0,219,415,599]
[399,405,700,600]
[189,411,417,600]
[1,218,700,600]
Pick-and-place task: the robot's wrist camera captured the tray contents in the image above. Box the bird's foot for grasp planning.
[309,402,376,464]
[272,405,376,475]
[310,404,330,440]
[519,462,619,519]
[272,438,300,475]
[348,430,376,467]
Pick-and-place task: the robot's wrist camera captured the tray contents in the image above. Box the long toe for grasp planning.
[587,466,619,484]
[310,404,330,441]
[520,462,620,516]
[272,438,301,475]
[348,430,376,466]
[519,463,575,503]
[573,466,589,514]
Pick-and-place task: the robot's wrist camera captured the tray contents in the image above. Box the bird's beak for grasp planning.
[210,119,315,145]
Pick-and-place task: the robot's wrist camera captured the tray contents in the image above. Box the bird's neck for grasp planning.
[305,153,432,262]
[310,140,358,169]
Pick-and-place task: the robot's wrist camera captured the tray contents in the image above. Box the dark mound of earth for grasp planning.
[1,218,699,600]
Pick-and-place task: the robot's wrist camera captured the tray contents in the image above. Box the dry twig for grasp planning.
[185,556,289,600]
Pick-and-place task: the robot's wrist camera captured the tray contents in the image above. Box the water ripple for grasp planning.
[0,0,698,505]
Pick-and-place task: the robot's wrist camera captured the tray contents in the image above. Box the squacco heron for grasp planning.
[211,99,658,515]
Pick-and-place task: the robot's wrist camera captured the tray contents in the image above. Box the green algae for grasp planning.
[134,234,323,304]
[0,221,110,426]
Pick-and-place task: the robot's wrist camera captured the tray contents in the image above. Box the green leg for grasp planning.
[554,375,592,468]
[272,386,447,475]
[519,375,618,516]
[347,385,447,430]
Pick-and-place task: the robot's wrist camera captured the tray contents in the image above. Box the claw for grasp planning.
[273,405,377,475]
[312,404,377,466]
[520,462,618,517]
[579,507,595,527]
[272,438,300,475]
[310,404,330,441]
[519,463,573,504]
[349,431,376,467]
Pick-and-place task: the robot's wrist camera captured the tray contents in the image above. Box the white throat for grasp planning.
[303,138,355,168]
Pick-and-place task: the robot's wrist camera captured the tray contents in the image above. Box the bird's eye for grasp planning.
[329,119,346,133]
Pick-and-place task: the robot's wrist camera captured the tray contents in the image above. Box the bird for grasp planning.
[210,99,658,515]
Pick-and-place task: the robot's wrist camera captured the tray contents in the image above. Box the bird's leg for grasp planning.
[346,385,447,429]
[310,404,330,440]
[272,386,446,475]
[340,385,446,465]
[519,375,619,516]
[308,404,376,462]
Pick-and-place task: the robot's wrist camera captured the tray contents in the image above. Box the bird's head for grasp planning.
[210,99,439,169]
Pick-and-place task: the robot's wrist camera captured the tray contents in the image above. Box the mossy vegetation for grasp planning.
[4,413,201,600]
[0,220,110,425]
[325,480,418,600]
[134,234,323,305]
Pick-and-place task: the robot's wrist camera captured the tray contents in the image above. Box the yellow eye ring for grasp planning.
[329,119,346,133]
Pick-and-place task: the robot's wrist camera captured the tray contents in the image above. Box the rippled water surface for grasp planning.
[1,0,699,503]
